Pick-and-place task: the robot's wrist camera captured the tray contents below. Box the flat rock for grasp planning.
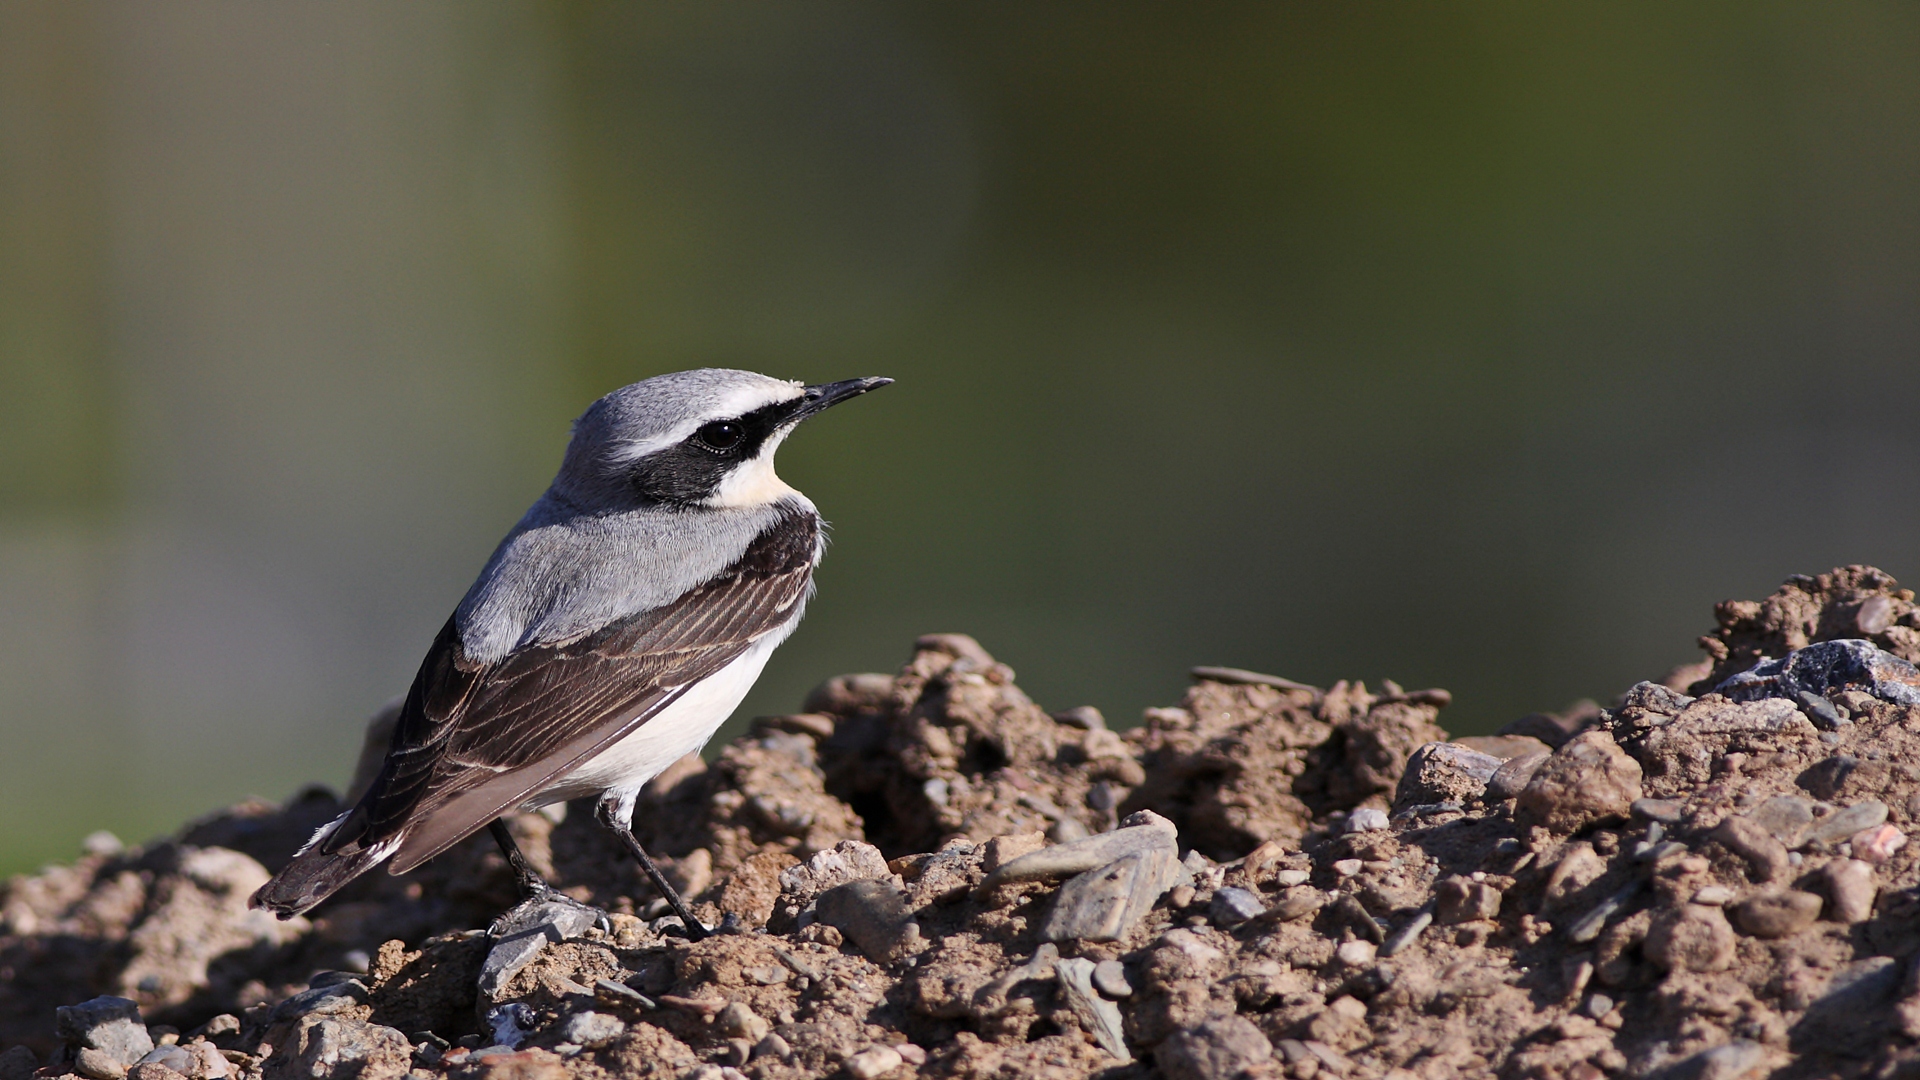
[1039,845,1183,943]
[1732,891,1822,938]
[1647,698,1812,749]
[1717,639,1920,707]
[1091,959,1133,999]
[1486,751,1550,801]
[1617,681,1696,717]
[1450,734,1553,760]
[1394,742,1504,810]
[133,1047,193,1075]
[1747,795,1816,847]
[1207,887,1265,927]
[982,810,1178,889]
[56,997,154,1068]
[479,900,600,1000]
[1632,797,1687,823]
[1055,958,1130,1062]
[813,879,923,962]
[1802,800,1888,849]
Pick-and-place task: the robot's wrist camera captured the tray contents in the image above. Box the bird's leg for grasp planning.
[486,818,609,937]
[488,820,556,899]
[595,799,710,941]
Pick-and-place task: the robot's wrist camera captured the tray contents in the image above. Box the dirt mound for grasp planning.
[9,566,1920,1080]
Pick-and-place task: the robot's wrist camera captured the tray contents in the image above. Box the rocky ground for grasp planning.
[9,565,1920,1080]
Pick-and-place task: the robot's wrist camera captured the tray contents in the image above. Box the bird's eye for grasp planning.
[694,421,745,451]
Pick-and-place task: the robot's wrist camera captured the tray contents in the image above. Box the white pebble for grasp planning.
[1335,939,1377,966]
[1345,807,1390,833]
[1691,885,1734,906]
[1275,869,1311,887]
[844,1045,904,1079]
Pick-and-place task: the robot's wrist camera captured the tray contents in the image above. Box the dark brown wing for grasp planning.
[252,506,817,915]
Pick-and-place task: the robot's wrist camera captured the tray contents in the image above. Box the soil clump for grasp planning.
[8,566,1920,1079]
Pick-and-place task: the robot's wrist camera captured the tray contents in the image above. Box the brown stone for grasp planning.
[1516,731,1644,833]
[1644,905,1736,972]
[1732,891,1822,938]
[1710,815,1791,882]
[1434,876,1502,924]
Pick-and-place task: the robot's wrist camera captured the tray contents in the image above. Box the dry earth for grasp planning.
[8,566,1920,1080]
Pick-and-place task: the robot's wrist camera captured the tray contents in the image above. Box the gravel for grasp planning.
[14,567,1920,1079]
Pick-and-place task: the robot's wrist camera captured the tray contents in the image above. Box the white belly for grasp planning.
[525,630,786,807]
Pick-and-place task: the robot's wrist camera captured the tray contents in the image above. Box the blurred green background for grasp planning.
[3,3,1918,873]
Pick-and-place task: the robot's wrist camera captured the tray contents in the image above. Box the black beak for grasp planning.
[792,377,892,421]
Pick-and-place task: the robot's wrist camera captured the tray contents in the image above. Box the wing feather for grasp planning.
[324,506,817,874]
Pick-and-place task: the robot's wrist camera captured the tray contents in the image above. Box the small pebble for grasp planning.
[1049,817,1091,843]
[1582,993,1614,1019]
[57,997,155,1070]
[1380,909,1432,957]
[1209,887,1266,927]
[1794,690,1847,730]
[1631,798,1685,824]
[1645,904,1736,972]
[1732,890,1823,938]
[1677,1040,1764,1080]
[715,1003,768,1043]
[560,1012,625,1049]
[1691,885,1734,906]
[894,1044,927,1067]
[1335,940,1377,966]
[1434,877,1501,924]
[133,1047,191,1075]
[1054,706,1105,730]
[81,831,126,857]
[1710,816,1790,882]
[1274,869,1311,887]
[1567,881,1639,944]
[752,1034,792,1062]
[1159,1015,1272,1080]
[1270,889,1324,922]
[843,1045,903,1080]
[1857,595,1896,634]
[1092,959,1133,999]
[1822,858,1877,923]
[1853,823,1907,865]
[594,979,655,1008]
[1344,807,1389,833]
[75,1048,128,1080]
[1332,859,1363,877]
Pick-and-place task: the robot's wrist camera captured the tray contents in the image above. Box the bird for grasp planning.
[251,368,891,939]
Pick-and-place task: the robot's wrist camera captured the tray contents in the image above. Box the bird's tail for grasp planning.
[249,812,400,919]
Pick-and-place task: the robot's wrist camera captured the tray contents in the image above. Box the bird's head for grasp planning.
[554,368,891,510]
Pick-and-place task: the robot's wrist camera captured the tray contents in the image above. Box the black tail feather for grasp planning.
[249,834,394,919]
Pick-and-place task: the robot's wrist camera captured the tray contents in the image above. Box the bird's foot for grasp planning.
[489,887,611,941]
